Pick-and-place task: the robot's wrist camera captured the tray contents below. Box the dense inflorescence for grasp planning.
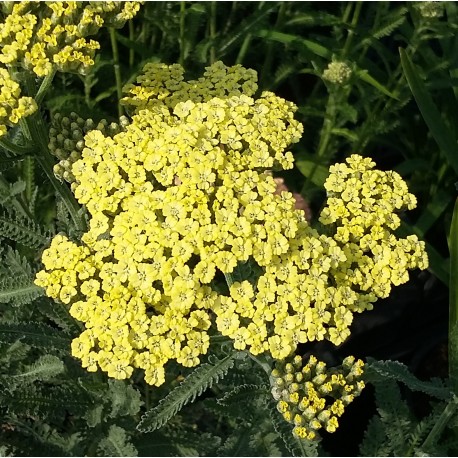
[0,1,141,137]
[322,61,352,85]
[271,354,365,440]
[35,61,428,386]
[0,67,36,136]
[0,1,141,76]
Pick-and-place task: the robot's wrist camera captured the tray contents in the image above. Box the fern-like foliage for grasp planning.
[36,297,82,335]
[407,401,448,456]
[216,383,269,423]
[0,247,43,306]
[366,358,451,400]
[167,423,223,456]
[4,417,81,457]
[361,5,407,44]
[249,431,283,457]
[97,425,138,457]
[107,379,144,419]
[1,246,34,277]
[137,353,236,432]
[359,415,393,457]
[1,382,94,422]
[0,322,72,352]
[218,424,261,457]
[0,207,52,248]
[360,379,451,456]
[0,276,43,306]
[6,354,64,387]
[372,379,414,455]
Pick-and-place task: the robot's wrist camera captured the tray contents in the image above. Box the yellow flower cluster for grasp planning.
[0,67,36,136]
[121,60,259,113]
[35,61,428,386]
[0,1,142,76]
[271,354,365,440]
[319,154,428,300]
[49,112,130,183]
[35,61,303,385]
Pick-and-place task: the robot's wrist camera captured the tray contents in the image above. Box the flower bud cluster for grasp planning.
[49,112,130,183]
[322,61,352,85]
[417,1,444,18]
[271,354,365,440]
[0,67,36,137]
[0,1,142,77]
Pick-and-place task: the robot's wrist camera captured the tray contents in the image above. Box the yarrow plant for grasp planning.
[34,57,428,431]
[0,3,442,452]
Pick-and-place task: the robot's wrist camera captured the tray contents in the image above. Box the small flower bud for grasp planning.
[322,61,352,85]
[285,362,295,374]
[293,414,304,427]
[308,419,322,431]
[313,374,327,386]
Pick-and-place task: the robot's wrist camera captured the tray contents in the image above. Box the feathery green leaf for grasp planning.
[137,353,236,432]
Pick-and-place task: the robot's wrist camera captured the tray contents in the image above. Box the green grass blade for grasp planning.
[400,48,458,176]
[295,158,329,187]
[449,198,458,394]
[254,29,332,59]
[355,68,399,100]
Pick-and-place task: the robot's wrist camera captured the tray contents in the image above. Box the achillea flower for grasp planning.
[0,1,142,76]
[35,61,428,386]
[0,67,37,137]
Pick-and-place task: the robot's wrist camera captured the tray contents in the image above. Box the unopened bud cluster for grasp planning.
[271,354,365,440]
[322,61,352,85]
[49,112,129,182]
[417,1,444,18]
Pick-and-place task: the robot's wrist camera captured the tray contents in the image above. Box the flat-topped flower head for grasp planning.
[35,60,427,387]
[0,1,142,76]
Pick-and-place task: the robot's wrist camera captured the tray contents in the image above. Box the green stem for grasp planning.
[209,1,217,64]
[223,1,237,35]
[0,137,34,155]
[449,198,458,394]
[179,1,186,66]
[316,89,338,158]
[145,383,151,411]
[23,155,34,203]
[128,19,135,68]
[247,352,274,377]
[342,1,362,58]
[109,27,124,118]
[421,396,458,451]
[35,68,56,105]
[223,272,235,288]
[235,34,252,65]
[260,2,286,88]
